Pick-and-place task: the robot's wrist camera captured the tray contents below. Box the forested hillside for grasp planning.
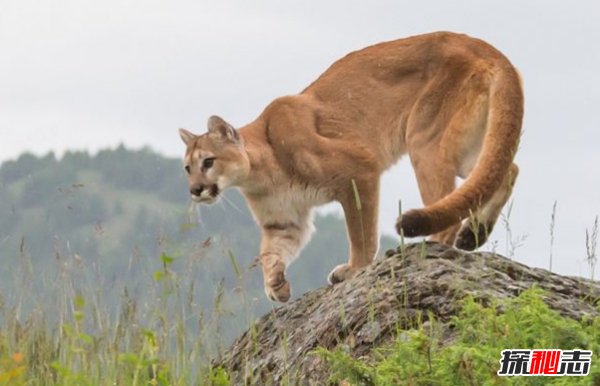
[0,146,396,346]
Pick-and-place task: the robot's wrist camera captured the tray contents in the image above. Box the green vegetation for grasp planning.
[319,287,600,385]
[0,249,229,385]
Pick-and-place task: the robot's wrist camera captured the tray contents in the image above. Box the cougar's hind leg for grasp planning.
[406,73,492,248]
[403,145,460,245]
[455,163,519,250]
[397,65,477,241]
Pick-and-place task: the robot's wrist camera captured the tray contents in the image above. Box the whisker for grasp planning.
[220,193,246,215]
[187,201,206,231]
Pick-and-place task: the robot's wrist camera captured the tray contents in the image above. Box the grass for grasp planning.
[351,179,367,261]
[318,287,600,386]
[586,216,599,282]
[0,246,239,385]
[549,200,557,272]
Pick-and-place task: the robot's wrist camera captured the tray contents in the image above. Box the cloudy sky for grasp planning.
[1,0,599,277]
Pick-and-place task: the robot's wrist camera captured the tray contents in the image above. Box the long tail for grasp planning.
[398,65,523,237]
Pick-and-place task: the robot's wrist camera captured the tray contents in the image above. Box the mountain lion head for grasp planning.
[179,116,250,204]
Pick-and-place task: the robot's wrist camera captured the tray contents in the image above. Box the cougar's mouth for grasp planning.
[191,184,220,204]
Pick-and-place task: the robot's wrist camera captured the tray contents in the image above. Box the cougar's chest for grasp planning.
[245,184,331,227]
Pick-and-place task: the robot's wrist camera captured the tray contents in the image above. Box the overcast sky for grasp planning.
[1,0,599,277]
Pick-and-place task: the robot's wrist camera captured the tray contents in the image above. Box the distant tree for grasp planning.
[61,150,92,171]
[20,172,56,206]
[0,188,16,233]
[0,152,46,184]
[80,194,108,224]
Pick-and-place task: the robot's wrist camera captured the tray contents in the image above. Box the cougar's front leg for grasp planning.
[329,178,380,284]
[259,219,313,302]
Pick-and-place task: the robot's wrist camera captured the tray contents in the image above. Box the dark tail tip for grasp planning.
[396,209,433,237]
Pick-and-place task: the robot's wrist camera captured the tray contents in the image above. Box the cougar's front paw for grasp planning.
[265,269,291,302]
[327,263,358,285]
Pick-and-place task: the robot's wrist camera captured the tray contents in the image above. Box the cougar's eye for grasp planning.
[202,157,215,169]
[184,165,191,174]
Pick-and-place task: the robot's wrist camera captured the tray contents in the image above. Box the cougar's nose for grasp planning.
[190,184,204,196]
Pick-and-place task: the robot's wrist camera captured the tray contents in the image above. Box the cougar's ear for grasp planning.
[207,115,239,143]
[179,128,196,145]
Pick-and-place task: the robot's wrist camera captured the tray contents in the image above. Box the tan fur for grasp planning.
[179,32,523,302]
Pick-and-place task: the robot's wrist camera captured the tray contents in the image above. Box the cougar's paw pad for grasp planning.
[396,210,431,237]
[265,271,291,302]
[455,222,493,251]
[327,264,358,285]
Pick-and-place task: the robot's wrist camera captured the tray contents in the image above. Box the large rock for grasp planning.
[214,242,600,385]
